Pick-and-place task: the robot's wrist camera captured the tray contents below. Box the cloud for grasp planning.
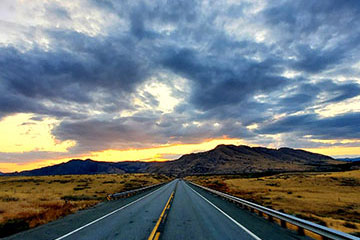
[259,112,360,140]
[0,28,153,119]
[276,80,360,114]
[1,0,360,165]
[162,47,288,110]
[264,0,360,73]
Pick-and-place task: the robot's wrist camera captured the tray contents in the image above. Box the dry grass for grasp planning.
[0,173,171,237]
[186,170,360,236]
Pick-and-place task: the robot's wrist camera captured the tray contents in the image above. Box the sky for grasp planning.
[0,0,360,172]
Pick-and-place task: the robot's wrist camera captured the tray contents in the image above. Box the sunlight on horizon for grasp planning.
[0,138,246,172]
[0,113,75,153]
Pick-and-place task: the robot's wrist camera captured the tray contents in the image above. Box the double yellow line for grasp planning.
[148,191,175,240]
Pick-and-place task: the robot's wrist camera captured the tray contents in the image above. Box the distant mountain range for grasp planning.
[5,145,360,176]
[336,157,360,162]
[8,160,151,176]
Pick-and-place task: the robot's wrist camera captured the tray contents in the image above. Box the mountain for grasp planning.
[147,144,345,176]
[6,145,356,176]
[8,159,152,176]
[336,157,360,162]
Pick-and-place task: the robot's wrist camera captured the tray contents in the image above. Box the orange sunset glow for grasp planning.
[0,137,246,172]
[0,111,360,173]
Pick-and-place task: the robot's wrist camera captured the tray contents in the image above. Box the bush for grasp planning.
[344,222,357,229]
[73,187,90,191]
[61,195,101,201]
[0,196,19,202]
[0,219,29,238]
[102,180,116,184]
[48,180,73,184]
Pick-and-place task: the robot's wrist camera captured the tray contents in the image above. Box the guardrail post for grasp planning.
[280,219,287,228]
[297,226,305,236]
[268,215,273,222]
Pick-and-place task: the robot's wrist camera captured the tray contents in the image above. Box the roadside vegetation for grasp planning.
[186,170,360,236]
[0,173,171,237]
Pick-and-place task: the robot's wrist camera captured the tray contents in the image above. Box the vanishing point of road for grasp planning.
[5,179,310,240]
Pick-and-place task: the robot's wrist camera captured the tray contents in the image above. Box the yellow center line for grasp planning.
[148,191,175,240]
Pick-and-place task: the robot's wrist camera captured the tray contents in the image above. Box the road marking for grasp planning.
[186,183,262,240]
[54,182,172,240]
[148,183,177,240]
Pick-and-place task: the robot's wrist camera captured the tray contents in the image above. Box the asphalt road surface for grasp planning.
[4,179,310,240]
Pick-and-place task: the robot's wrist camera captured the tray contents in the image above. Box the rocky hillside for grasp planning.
[147,145,344,176]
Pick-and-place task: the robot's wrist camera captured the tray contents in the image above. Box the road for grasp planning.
[5,179,310,240]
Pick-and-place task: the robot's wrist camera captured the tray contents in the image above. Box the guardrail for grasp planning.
[188,181,359,240]
[107,182,166,200]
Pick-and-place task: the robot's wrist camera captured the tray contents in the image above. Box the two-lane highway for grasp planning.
[5,180,177,240]
[163,180,309,240]
[162,180,260,240]
[5,179,311,240]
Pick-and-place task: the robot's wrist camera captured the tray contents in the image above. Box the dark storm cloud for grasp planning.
[260,112,360,140]
[0,77,77,119]
[277,80,360,113]
[53,109,256,154]
[0,46,90,102]
[153,113,255,143]
[53,112,183,153]
[0,28,152,119]
[322,81,360,103]
[265,0,360,33]
[162,47,288,110]
[277,93,315,114]
[53,118,139,152]
[292,45,346,73]
[265,0,360,73]
[41,30,150,93]
[128,0,199,26]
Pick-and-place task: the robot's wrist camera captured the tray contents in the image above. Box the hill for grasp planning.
[336,157,360,162]
[8,159,152,176]
[5,145,357,176]
[147,144,345,176]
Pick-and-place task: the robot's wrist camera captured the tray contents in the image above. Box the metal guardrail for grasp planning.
[107,182,166,200]
[188,181,359,240]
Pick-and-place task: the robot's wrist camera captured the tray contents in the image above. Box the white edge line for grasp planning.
[186,182,262,240]
[54,181,172,240]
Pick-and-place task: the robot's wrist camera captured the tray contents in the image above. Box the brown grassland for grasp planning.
[186,170,360,236]
[0,173,171,237]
